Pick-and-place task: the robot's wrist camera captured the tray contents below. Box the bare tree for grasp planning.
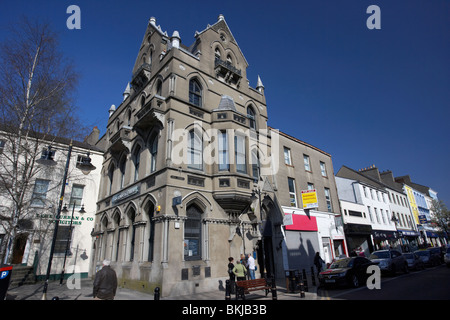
[430,199,450,236]
[0,17,86,264]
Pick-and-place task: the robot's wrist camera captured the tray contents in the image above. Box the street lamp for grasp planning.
[76,151,97,174]
[59,203,85,285]
[36,146,57,166]
[39,141,95,300]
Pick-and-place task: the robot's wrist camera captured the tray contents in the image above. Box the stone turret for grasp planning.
[256,75,265,94]
[123,83,130,101]
[171,31,181,49]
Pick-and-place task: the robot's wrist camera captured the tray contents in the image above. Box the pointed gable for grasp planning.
[192,15,249,89]
[131,17,169,87]
[195,14,249,68]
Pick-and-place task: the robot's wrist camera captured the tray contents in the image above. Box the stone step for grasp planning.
[8,265,36,288]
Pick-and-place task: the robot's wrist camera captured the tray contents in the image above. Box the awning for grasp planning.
[284,213,318,231]
[397,229,420,237]
[426,231,440,238]
[344,223,372,235]
[372,229,401,240]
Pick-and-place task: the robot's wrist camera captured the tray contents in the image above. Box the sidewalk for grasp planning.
[5,278,318,301]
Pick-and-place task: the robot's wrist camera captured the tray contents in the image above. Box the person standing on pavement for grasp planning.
[228,257,236,294]
[247,253,256,279]
[314,252,325,275]
[240,254,248,279]
[233,260,247,281]
[93,260,117,300]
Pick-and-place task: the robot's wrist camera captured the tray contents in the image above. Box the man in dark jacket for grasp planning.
[314,252,325,275]
[93,260,117,300]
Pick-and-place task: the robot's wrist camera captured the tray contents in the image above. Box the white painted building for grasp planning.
[336,171,399,252]
[378,171,420,250]
[338,199,373,257]
[0,127,103,280]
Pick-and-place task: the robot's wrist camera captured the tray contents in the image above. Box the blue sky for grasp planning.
[1,0,449,206]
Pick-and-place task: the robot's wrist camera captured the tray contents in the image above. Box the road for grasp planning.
[317,264,450,300]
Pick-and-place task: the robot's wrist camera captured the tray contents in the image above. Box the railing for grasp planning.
[109,126,132,145]
[132,63,151,80]
[214,58,241,76]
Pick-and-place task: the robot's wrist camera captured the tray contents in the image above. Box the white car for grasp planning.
[444,246,450,267]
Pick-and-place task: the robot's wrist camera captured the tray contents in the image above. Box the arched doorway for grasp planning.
[12,233,29,264]
[145,201,155,262]
[255,196,284,280]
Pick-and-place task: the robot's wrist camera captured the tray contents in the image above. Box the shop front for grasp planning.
[372,229,401,251]
[397,229,420,252]
[283,211,320,272]
[344,223,373,257]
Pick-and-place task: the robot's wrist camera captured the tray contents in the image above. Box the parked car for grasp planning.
[414,249,440,267]
[369,249,408,275]
[318,256,377,288]
[427,247,443,264]
[402,252,424,271]
[444,247,450,267]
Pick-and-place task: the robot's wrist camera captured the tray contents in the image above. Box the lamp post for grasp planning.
[59,203,85,285]
[38,141,96,300]
[41,142,72,300]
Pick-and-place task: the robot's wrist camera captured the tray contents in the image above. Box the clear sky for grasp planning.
[1,0,449,206]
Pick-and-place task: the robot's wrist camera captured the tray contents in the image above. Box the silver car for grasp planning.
[369,250,409,275]
[415,249,441,267]
[403,252,424,271]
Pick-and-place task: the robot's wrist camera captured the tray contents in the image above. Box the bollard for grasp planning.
[290,270,297,293]
[299,275,305,298]
[285,274,290,292]
[302,269,308,292]
[225,280,231,300]
[287,270,296,293]
[271,277,277,300]
[311,266,316,286]
[154,287,160,300]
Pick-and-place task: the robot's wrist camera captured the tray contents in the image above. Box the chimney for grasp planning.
[360,165,381,181]
[380,170,395,183]
[84,126,100,146]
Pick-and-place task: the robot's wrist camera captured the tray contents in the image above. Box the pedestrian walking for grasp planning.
[247,253,256,280]
[93,260,117,300]
[228,257,236,294]
[233,260,247,281]
[313,252,325,275]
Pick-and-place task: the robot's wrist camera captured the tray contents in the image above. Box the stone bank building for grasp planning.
[92,15,343,297]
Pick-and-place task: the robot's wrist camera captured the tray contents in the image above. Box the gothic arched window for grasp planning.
[184,204,203,261]
[149,133,158,173]
[247,106,256,130]
[133,145,141,182]
[188,129,203,170]
[189,79,202,107]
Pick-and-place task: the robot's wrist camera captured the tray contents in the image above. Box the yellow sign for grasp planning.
[404,185,420,224]
[301,189,318,209]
